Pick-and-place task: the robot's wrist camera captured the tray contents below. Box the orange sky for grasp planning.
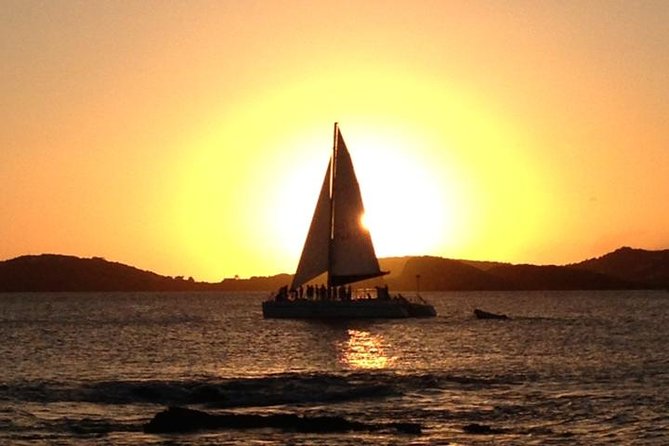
[2,1,668,281]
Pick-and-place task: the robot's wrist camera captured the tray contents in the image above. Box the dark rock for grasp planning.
[463,423,504,435]
[143,406,422,435]
[473,309,509,320]
[144,406,213,433]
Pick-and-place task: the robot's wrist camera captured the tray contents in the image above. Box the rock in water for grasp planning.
[473,309,509,320]
[144,406,215,433]
[463,423,504,435]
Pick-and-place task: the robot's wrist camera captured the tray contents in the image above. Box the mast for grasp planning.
[327,122,339,288]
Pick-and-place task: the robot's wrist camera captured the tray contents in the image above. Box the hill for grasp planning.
[574,247,669,288]
[0,255,209,292]
[383,257,636,291]
[0,254,296,293]
[485,264,635,290]
[386,256,509,291]
[1,247,668,292]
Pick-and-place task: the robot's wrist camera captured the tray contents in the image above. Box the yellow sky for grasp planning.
[2,0,668,281]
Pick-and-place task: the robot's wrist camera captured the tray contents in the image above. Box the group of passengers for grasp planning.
[274,284,392,302]
[274,284,353,301]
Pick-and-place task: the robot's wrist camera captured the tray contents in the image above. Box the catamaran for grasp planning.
[262,123,436,319]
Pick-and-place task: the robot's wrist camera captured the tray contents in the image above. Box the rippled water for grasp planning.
[1,290,667,444]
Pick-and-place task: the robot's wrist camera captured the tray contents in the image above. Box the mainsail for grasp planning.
[291,124,385,289]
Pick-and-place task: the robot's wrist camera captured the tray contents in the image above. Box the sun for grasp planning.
[342,128,456,258]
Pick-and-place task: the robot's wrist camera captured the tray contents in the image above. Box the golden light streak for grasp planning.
[337,329,396,369]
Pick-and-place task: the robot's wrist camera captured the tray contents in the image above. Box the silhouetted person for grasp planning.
[276,285,288,301]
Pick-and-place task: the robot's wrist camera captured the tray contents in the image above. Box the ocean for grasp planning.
[0,290,667,445]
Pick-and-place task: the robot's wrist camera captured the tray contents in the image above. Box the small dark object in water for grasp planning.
[474,308,509,320]
[144,406,422,435]
[463,423,504,435]
[391,422,423,435]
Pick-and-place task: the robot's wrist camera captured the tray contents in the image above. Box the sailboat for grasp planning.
[262,123,436,319]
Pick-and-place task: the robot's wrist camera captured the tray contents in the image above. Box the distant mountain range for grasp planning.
[1,247,668,292]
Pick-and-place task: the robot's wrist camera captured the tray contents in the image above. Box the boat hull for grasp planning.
[262,298,436,319]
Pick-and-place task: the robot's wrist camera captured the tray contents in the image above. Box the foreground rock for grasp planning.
[473,308,509,320]
[463,423,505,435]
[144,406,422,435]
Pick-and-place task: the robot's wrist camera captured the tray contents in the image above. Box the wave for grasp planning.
[0,370,522,408]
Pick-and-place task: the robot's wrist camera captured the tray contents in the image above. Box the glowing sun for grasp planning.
[352,136,451,257]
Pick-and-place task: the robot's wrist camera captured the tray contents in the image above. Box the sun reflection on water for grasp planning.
[338,329,396,369]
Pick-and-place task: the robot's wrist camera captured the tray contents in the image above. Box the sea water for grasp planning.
[0,290,667,445]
